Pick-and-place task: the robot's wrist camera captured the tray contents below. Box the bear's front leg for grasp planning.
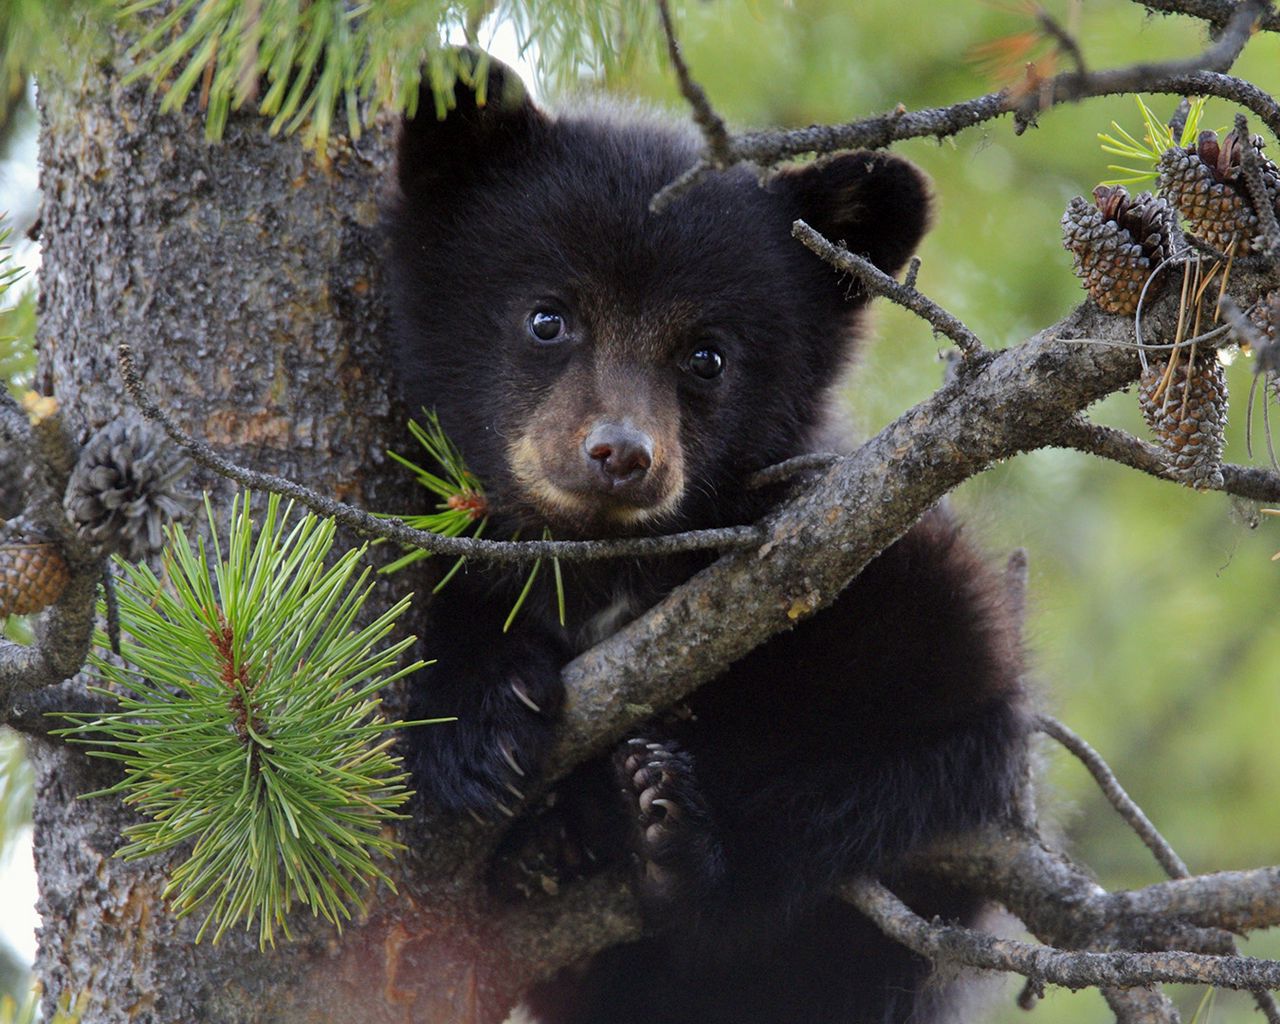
[406,597,568,816]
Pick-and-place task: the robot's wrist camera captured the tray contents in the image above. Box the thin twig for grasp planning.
[846,875,1280,992]
[792,221,985,357]
[655,0,732,165]
[1053,417,1280,503]
[904,256,922,291]
[745,452,842,490]
[1036,4,1087,75]
[1036,714,1190,878]
[115,341,765,564]
[1038,714,1280,1024]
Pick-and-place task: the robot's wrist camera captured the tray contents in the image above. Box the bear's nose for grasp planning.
[583,423,653,488]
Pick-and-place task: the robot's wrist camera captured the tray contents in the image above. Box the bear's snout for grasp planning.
[583,421,654,490]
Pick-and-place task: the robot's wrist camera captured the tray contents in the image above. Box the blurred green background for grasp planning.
[1,1,1277,1021]
[600,3,1279,1021]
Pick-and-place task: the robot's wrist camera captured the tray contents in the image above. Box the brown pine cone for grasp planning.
[0,519,71,617]
[1138,350,1228,490]
[1251,291,1280,402]
[1158,128,1280,255]
[1062,186,1178,314]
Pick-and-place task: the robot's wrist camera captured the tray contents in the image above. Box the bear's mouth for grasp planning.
[508,433,684,536]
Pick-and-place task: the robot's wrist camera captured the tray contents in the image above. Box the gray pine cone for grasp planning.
[65,419,192,560]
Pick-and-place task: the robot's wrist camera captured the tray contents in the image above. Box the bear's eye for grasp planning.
[686,347,725,380]
[528,309,567,344]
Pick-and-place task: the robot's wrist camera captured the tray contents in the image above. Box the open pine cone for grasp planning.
[65,419,192,561]
[1062,186,1178,314]
[1158,128,1280,255]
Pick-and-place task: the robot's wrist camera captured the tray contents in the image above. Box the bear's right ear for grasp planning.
[771,152,931,282]
[396,49,546,193]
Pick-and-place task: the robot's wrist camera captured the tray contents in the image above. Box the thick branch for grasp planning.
[922,826,1280,939]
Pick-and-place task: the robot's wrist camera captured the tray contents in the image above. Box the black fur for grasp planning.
[386,51,1026,1024]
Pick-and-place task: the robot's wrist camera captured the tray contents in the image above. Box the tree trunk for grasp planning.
[31,45,543,1024]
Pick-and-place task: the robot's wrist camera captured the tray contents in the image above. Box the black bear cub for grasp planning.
[387,53,1027,1024]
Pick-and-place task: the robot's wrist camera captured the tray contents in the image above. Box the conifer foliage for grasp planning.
[60,493,428,947]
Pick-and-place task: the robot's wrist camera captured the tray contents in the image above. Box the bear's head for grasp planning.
[386,52,929,538]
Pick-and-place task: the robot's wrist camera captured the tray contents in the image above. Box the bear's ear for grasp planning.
[773,152,931,280]
[396,48,546,193]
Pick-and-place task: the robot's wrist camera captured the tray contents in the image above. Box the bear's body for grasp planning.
[386,56,1027,1024]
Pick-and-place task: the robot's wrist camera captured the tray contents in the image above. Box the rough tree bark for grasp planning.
[28,48,535,1024]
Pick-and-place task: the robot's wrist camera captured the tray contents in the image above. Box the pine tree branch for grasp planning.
[1038,714,1190,878]
[1136,0,1280,34]
[547,229,1279,773]
[652,0,1277,211]
[845,875,1280,993]
[1053,416,1280,502]
[1038,714,1280,1023]
[921,826,1280,938]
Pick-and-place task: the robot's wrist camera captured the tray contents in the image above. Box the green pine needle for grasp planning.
[114,0,660,150]
[1098,95,1209,187]
[381,410,489,575]
[59,491,434,949]
[0,221,35,396]
[383,412,567,627]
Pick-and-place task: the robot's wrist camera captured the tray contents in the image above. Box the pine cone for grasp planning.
[1158,129,1280,255]
[0,519,70,616]
[1251,291,1280,402]
[65,419,192,561]
[1251,290,1280,344]
[1138,351,1228,490]
[1062,186,1177,314]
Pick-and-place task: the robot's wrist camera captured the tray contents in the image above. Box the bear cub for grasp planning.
[386,52,1027,1024]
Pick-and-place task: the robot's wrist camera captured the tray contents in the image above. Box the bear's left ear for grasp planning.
[772,152,931,280]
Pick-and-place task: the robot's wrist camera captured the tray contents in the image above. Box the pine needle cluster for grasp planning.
[60,492,429,948]
[383,412,565,629]
[0,0,110,132]
[383,410,489,578]
[1099,96,1211,187]
[119,0,659,148]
